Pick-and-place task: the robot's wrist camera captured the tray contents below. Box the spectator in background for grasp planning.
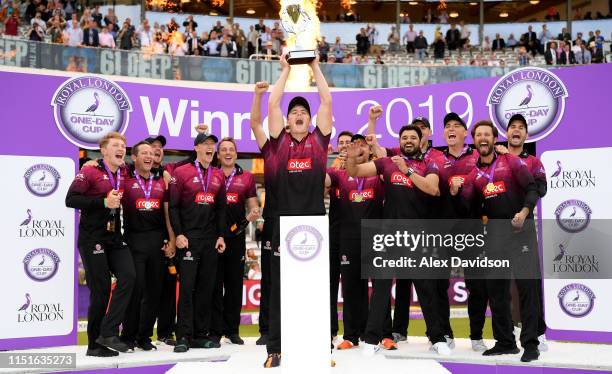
[403,23,417,53]
[400,12,411,24]
[590,41,603,63]
[24,0,38,22]
[47,14,66,32]
[4,13,19,36]
[572,41,583,64]
[183,15,198,32]
[234,23,246,58]
[79,8,92,29]
[168,32,186,56]
[492,33,505,51]
[459,21,469,50]
[51,2,66,20]
[64,19,82,46]
[557,27,571,43]
[507,33,518,50]
[82,20,99,47]
[211,20,223,35]
[103,8,116,27]
[64,0,75,20]
[1,0,20,23]
[559,44,575,65]
[573,32,583,46]
[343,52,353,64]
[47,16,66,44]
[518,46,530,66]
[204,31,221,56]
[433,33,445,59]
[522,25,538,55]
[587,31,595,45]
[138,19,153,50]
[259,26,271,50]
[318,36,330,62]
[414,30,428,61]
[580,42,592,64]
[367,24,378,46]
[247,25,258,56]
[248,263,262,280]
[356,28,369,56]
[388,26,400,52]
[254,18,265,33]
[438,10,449,24]
[374,54,384,64]
[481,36,491,51]
[166,17,179,33]
[445,23,460,53]
[31,11,46,32]
[545,41,558,65]
[118,21,135,50]
[99,25,116,48]
[539,24,552,54]
[595,30,604,52]
[92,5,102,28]
[151,32,165,53]
[333,36,345,61]
[218,34,237,57]
[185,30,200,55]
[28,22,44,41]
[424,8,433,23]
[271,22,283,54]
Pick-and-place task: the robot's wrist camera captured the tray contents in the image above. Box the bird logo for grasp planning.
[18,293,31,312]
[518,84,534,107]
[300,233,308,244]
[550,160,562,178]
[569,207,577,218]
[20,209,33,226]
[85,92,101,114]
[572,290,580,302]
[553,243,567,261]
[38,171,46,181]
[38,255,46,266]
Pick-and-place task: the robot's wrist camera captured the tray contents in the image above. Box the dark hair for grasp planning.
[132,141,151,155]
[399,124,422,140]
[337,131,354,143]
[217,136,237,151]
[507,114,528,133]
[471,120,498,138]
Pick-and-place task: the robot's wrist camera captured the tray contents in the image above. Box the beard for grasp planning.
[478,143,494,157]
[400,143,418,158]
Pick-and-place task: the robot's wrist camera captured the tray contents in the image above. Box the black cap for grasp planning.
[351,134,366,142]
[508,113,528,132]
[287,96,311,117]
[144,135,167,147]
[194,133,219,146]
[411,116,431,128]
[443,112,467,129]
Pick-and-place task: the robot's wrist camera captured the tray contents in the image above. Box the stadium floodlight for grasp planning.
[409,1,419,5]
[449,11,459,18]
[210,10,219,16]
[529,0,540,4]
[469,2,477,5]
[499,11,509,17]
[246,8,256,14]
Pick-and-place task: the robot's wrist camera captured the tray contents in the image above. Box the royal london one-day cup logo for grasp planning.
[487,67,568,142]
[24,164,61,197]
[51,76,132,149]
[286,225,323,262]
[558,283,595,318]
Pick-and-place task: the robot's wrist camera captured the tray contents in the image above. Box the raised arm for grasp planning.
[268,54,291,138]
[391,156,440,196]
[365,105,387,158]
[346,142,378,177]
[309,55,333,136]
[250,81,269,149]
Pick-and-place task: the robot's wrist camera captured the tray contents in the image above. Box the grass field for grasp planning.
[76,317,494,346]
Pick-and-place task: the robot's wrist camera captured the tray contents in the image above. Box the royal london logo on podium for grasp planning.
[285,225,323,261]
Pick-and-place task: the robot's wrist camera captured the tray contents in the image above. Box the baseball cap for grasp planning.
[144,135,167,147]
[443,112,467,129]
[411,116,431,128]
[351,134,366,142]
[287,96,311,117]
[508,113,528,132]
[194,133,219,146]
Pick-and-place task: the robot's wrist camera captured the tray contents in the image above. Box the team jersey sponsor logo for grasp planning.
[93,243,104,255]
[349,188,374,202]
[183,250,194,261]
[136,198,161,210]
[448,174,466,186]
[482,181,506,197]
[287,158,312,172]
[227,192,239,204]
[390,172,413,187]
[195,192,215,204]
[51,76,132,150]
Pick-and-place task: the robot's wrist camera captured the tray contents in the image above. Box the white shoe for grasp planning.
[471,339,488,352]
[445,335,455,349]
[538,334,549,352]
[431,342,451,356]
[361,342,380,357]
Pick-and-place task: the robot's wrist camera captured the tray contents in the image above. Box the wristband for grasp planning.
[103,198,108,208]
[405,167,415,177]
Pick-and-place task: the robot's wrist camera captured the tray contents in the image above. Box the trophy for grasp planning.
[280,1,317,65]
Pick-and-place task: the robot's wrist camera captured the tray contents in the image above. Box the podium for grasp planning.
[280,215,331,371]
